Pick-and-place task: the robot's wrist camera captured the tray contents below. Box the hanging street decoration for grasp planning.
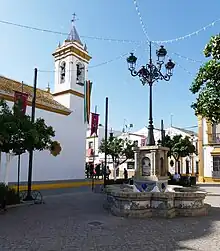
[14,91,29,116]
[90,113,99,136]
[50,141,62,156]
[84,80,92,124]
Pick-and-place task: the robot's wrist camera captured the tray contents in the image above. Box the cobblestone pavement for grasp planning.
[0,192,220,251]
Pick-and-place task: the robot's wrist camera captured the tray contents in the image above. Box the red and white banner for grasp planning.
[14,91,29,115]
[90,113,99,136]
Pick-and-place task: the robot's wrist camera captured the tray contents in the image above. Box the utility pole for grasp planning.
[104,97,108,188]
[25,68,37,200]
[161,119,165,146]
[170,114,173,127]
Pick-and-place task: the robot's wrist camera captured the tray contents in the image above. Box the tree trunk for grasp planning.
[181,157,183,175]
[4,153,12,185]
[113,162,117,181]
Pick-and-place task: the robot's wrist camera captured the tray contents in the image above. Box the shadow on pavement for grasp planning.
[0,190,219,250]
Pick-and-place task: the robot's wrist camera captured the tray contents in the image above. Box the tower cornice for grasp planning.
[52,43,92,62]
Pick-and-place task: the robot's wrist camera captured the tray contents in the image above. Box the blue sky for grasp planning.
[0,0,220,132]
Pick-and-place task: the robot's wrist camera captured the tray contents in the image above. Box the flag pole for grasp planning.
[92,105,98,191]
[104,97,108,188]
[25,68,38,201]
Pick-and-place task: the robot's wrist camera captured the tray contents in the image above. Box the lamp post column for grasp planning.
[126,42,175,148]
[147,42,155,146]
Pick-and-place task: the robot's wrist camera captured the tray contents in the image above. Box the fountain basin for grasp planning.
[104,185,210,218]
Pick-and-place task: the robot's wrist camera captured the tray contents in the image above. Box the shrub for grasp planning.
[0,183,20,206]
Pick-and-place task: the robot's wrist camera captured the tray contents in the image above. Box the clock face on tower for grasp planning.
[76,62,85,86]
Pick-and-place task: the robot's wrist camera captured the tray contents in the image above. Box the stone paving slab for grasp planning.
[197,186,220,196]
[0,191,220,250]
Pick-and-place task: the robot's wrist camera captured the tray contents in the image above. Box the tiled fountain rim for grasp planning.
[105,185,207,199]
[105,185,209,218]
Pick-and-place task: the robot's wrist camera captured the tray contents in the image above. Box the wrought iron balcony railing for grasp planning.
[212,170,220,178]
[208,133,220,144]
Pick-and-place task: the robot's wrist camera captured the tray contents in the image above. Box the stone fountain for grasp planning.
[104,145,210,218]
[133,145,169,192]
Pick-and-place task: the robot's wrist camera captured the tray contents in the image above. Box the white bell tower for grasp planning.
[52,14,91,109]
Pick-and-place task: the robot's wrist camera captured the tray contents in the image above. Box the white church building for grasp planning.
[0,19,91,184]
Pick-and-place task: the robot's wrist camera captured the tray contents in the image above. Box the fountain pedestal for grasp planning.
[133,145,170,192]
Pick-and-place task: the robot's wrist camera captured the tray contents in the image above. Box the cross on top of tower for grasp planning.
[66,13,82,44]
[71,13,77,23]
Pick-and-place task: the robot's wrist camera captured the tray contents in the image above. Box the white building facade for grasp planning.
[0,20,91,183]
[86,125,198,179]
[86,125,122,165]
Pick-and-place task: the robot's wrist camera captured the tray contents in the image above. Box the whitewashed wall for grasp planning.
[0,96,86,183]
[203,118,208,145]
[86,126,122,164]
[202,118,214,177]
[203,146,213,177]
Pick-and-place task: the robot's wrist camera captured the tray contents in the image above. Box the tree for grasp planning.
[190,34,220,124]
[0,99,61,184]
[99,136,135,180]
[164,134,195,172]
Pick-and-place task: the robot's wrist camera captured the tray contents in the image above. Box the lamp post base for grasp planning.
[146,125,155,146]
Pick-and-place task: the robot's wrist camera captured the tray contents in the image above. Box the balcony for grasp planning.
[208,133,220,144]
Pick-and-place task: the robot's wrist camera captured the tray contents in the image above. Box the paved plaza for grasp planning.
[0,187,220,250]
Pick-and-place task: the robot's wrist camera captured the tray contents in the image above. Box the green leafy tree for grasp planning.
[0,99,56,155]
[0,99,60,183]
[99,136,135,165]
[164,134,195,172]
[190,34,220,124]
[99,136,135,179]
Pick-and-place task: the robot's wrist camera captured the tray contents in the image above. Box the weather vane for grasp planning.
[71,13,79,23]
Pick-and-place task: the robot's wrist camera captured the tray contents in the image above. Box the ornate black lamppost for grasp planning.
[126,41,175,146]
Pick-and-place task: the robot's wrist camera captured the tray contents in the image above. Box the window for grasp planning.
[76,62,85,85]
[141,138,146,146]
[217,124,220,134]
[60,61,66,83]
[88,141,93,149]
[213,156,220,171]
[127,162,134,169]
[195,141,198,154]
[196,161,199,174]
[134,140,138,147]
[212,124,220,143]
[185,160,190,174]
